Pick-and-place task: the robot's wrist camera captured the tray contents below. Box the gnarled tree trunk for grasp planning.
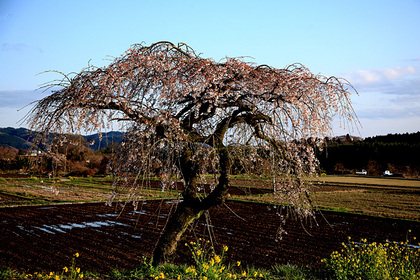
[152,199,205,265]
[152,146,230,265]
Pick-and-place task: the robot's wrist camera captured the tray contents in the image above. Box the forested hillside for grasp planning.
[1,127,419,177]
[0,128,123,175]
[318,132,420,177]
[0,127,123,151]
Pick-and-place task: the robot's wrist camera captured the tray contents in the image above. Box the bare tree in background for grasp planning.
[28,41,357,264]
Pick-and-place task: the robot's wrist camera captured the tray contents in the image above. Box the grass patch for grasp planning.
[1,174,419,221]
[0,175,179,207]
[311,189,420,221]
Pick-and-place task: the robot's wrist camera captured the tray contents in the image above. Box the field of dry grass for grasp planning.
[230,175,420,221]
[1,174,419,221]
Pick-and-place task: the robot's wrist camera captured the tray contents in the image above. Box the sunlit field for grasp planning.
[1,174,419,279]
[1,174,419,221]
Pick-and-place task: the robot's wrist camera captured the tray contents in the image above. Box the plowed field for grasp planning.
[1,200,419,274]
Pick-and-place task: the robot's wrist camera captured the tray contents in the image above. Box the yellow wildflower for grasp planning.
[223,245,228,252]
[63,266,68,273]
[236,261,241,266]
[74,253,80,258]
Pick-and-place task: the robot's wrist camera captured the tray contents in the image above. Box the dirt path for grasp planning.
[1,200,419,274]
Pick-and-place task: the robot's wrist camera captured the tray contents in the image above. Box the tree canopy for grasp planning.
[28,41,357,264]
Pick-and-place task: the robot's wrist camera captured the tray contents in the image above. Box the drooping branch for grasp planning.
[28,41,358,264]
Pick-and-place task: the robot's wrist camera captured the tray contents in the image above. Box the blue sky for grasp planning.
[1,0,419,137]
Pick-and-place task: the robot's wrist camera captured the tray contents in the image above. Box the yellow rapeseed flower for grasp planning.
[236,261,241,266]
[223,245,228,252]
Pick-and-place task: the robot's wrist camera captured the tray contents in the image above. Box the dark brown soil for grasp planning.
[0,200,419,274]
[0,174,30,179]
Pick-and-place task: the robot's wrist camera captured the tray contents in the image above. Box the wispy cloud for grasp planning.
[0,89,49,108]
[347,65,417,91]
[0,13,12,21]
[345,65,420,122]
[1,43,43,53]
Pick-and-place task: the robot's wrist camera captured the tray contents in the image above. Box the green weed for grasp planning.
[322,234,420,279]
[271,264,307,280]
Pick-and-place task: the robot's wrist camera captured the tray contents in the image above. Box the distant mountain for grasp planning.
[83,131,124,150]
[0,127,123,151]
[0,127,33,150]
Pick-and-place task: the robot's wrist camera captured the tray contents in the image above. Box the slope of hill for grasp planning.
[0,127,123,151]
[0,128,33,150]
[84,131,124,150]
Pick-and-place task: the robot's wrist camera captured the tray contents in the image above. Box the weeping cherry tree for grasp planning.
[28,41,357,265]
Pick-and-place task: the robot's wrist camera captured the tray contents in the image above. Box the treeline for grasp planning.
[1,128,420,178]
[0,135,118,176]
[318,132,420,177]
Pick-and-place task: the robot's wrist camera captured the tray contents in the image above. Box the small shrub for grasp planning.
[322,234,420,280]
[183,239,231,279]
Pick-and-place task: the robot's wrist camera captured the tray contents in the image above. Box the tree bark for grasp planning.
[152,199,204,265]
[152,145,231,266]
